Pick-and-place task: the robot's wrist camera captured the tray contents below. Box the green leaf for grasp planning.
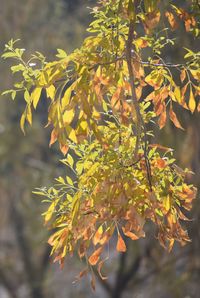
[56,49,68,59]
[67,154,74,168]
[11,64,25,73]
[66,176,73,186]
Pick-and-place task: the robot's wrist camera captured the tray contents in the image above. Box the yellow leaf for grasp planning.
[93,225,103,246]
[46,85,55,100]
[63,109,75,125]
[163,196,171,212]
[31,87,42,109]
[43,198,59,223]
[20,112,26,134]
[189,88,196,113]
[173,86,182,104]
[62,87,71,108]
[26,104,32,125]
[68,127,77,143]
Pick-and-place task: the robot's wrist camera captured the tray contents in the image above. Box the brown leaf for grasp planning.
[169,103,184,129]
[111,87,121,110]
[88,246,103,266]
[144,11,161,32]
[165,11,178,30]
[73,268,88,284]
[158,105,166,128]
[97,258,108,280]
[91,274,96,291]
[149,143,173,152]
[180,69,186,83]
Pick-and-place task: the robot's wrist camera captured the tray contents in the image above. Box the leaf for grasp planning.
[20,112,26,134]
[88,246,103,266]
[128,0,136,21]
[173,86,182,104]
[62,87,72,108]
[197,102,200,112]
[56,49,68,59]
[11,90,16,100]
[97,258,108,280]
[24,90,30,103]
[43,198,59,223]
[66,176,73,186]
[63,109,75,125]
[11,64,25,73]
[180,69,186,83]
[60,144,69,155]
[165,11,178,30]
[116,234,126,252]
[73,268,88,283]
[67,154,74,168]
[46,85,55,100]
[93,225,103,246]
[122,227,139,240]
[158,105,166,128]
[163,196,171,212]
[169,103,184,129]
[91,274,96,291]
[49,129,57,147]
[188,88,196,113]
[26,104,32,125]
[31,87,42,109]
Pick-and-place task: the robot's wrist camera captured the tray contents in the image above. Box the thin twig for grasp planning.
[125,20,144,159]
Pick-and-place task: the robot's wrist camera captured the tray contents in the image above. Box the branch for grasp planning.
[125,20,144,159]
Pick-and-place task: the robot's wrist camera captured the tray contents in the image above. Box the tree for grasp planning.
[2,0,199,290]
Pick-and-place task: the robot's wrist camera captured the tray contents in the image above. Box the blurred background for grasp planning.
[0,1,199,297]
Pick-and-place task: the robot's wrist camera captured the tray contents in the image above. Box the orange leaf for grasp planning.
[158,106,166,129]
[116,234,126,252]
[111,87,121,110]
[49,129,58,147]
[197,102,200,112]
[156,158,166,169]
[60,144,69,155]
[165,11,178,30]
[169,103,184,129]
[180,69,186,83]
[122,227,139,240]
[88,247,103,266]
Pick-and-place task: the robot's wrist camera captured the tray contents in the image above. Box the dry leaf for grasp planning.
[116,234,126,252]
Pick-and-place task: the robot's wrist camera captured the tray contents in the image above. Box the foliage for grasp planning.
[2,0,199,286]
